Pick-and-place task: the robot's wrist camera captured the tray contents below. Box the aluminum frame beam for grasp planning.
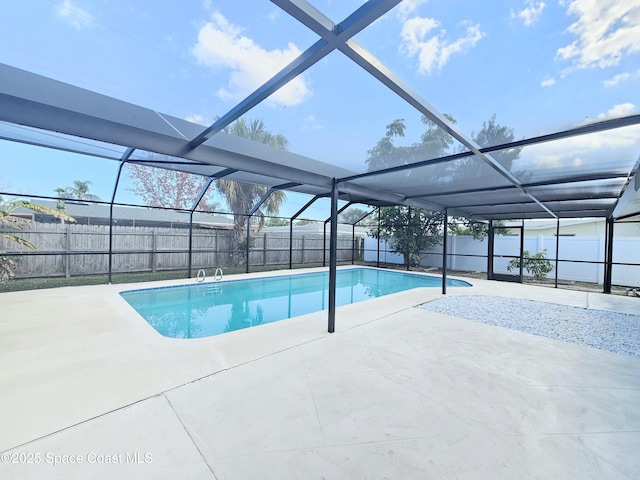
[272,0,556,218]
[340,115,640,185]
[189,0,402,149]
[189,168,237,211]
[0,64,345,191]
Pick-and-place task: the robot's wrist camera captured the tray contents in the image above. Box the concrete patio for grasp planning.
[1,268,639,479]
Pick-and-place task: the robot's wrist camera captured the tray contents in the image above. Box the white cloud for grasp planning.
[185,114,207,125]
[597,102,636,120]
[302,115,323,131]
[191,12,311,107]
[266,9,280,22]
[604,72,631,87]
[604,69,640,87]
[556,0,640,72]
[400,18,485,75]
[541,75,556,87]
[517,108,639,171]
[511,1,546,26]
[521,126,639,170]
[396,0,429,21]
[55,0,94,31]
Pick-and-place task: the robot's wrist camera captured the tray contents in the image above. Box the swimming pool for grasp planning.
[120,268,471,338]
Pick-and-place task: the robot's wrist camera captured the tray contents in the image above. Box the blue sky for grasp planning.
[1,0,639,218]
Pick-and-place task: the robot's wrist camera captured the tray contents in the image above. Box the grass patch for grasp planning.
[0,262,360,293]
[0,270,191,293]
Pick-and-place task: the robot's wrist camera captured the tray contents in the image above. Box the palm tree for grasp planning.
[56,180,101,201]
[0,196,75,282]
[217,118,288,265]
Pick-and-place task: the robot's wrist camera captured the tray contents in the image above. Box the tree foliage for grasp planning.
[448,219,510,239]
[55,180,101,201]
[369,206,444,268]
[338,207,374,225]
[0,196,75,283]
[126,157,218,211]
[217,118,288,264]
[366,114,523,266]
[507,249,553,280]
[265,217,289,227]
[125,118,290,266]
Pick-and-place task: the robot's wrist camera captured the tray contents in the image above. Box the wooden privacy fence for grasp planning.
[0,223,360,279]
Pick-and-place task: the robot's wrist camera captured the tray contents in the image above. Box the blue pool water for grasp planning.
[120,268,471,338]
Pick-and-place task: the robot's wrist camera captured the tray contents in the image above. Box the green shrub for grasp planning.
[507,249,553,280]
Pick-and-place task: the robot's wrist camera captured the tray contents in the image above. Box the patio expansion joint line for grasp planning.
[344,305,418,331]
[207,434,443,461]
[526,384,640,391]
[298,348,329,447]
[0,393,169,454]
[162,394,218,479]
[373,369,509,438]
[506,429,640,437]
[0,336,331,454]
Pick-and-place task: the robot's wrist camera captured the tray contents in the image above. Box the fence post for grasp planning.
[152,228,157,273]
[263,233,267,266]
[65,224,72,278]
[301,235,305,265]
[215,231,219,267]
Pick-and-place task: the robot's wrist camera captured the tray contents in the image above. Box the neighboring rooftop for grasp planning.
[12,200,234,229]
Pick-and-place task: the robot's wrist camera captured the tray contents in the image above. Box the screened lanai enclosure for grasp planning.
[1,1,639,329]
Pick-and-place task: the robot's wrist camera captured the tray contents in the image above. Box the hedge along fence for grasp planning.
[0,223,361,279]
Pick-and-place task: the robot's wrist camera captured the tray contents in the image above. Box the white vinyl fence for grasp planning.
[364,235,640,287]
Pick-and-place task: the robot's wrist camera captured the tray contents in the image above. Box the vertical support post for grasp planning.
[288,194,323,267]
[188,212,194,278]
[246,215,251,274]
[323,222,327,267]
[442,209,448,295]
[519,220,525,282]
[108,204,114,284]
[328,178,338,334]
[406,206,411,271]
[377,206,381,268]
[554,218,560,288]
[351,224,355,265]
[604,216,614,294]
[301,235,305,265]
[108,148,134,284]
[289,218,294,269]
[487,220,494,280]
